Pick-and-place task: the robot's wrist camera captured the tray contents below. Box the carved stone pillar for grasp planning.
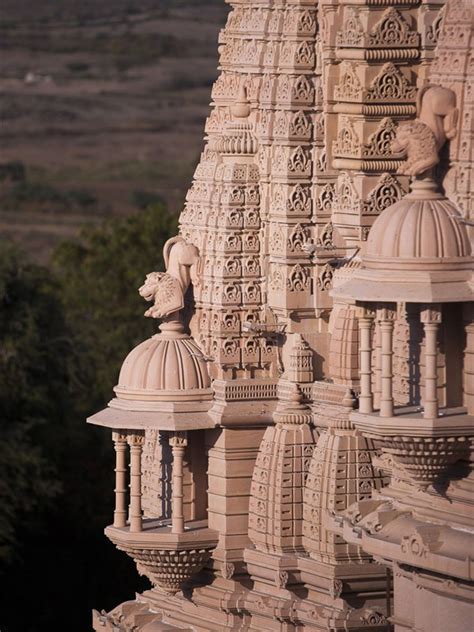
[128,432,144,533]
[464,304,474,415]
[358,307,374,414]
[378,305,395,418]
[373,319,382,410]
[112,432,128,528]
[170,432,188,534]
[421,305,442,419]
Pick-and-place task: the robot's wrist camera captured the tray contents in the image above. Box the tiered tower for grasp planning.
[88,1,473,631]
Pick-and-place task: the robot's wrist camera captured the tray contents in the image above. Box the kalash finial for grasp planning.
[273,383,312,426]
[231,82,251,120]
[391,85,459,195]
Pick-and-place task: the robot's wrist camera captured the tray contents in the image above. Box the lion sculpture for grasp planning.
[139,236,199,320]
[392,85,458,177]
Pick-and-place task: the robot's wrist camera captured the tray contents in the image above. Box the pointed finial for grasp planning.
[231,83,251,119]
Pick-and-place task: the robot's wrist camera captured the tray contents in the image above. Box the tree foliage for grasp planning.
[0,202,177,631]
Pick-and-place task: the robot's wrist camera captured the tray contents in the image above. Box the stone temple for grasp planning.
[88,0,473,630]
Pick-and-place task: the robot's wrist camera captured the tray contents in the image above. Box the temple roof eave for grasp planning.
[331,269,474,304]
[87,402,216,432]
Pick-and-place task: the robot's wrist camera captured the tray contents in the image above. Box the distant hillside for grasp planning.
[0,0,228,263]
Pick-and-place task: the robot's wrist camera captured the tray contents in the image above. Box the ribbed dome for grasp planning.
[365,185,472,269]
[115,332,211,401]
[331,179,473,304]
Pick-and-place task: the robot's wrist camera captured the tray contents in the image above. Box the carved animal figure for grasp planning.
[393,85,458,176]
[139,236,199,319]
[392,120,439,176]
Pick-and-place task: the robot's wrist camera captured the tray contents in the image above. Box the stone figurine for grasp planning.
[392,84,459,176]
[138,235,199,319]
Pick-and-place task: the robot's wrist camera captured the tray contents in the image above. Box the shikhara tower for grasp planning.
[88,1,474,630]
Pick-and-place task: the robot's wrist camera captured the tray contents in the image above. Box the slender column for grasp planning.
[112,432,128,528]
[378,306,395,418]
[421,305,441,419]
[464,303,474,415]
[170,432,187,534]
[358,307,374,413]
[128,432,144,532]
[373,319,382,409]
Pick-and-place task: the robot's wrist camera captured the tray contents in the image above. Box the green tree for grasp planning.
[53,202,177,408]
[0,243,64,562]
[0,203,177,631]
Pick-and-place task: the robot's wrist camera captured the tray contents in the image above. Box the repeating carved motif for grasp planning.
[368,9,420,48]
[287,184,312,214]
[126,547,212,594]
[366,63,416,102]
[289,111,312,139]
[288,146,311,175]
[317,264,333,292]
[335,63,362,101]
[333,118,361,158]
[362,118,398,158]
[288,223,309,253]
[427,5,446,45]
[361,173,406,215]
[287,264,310,292]
[337,8,364,47]
[317,222,334,248]
[316,183,335,214]
[269,265,285,292]
[335,172,358,213]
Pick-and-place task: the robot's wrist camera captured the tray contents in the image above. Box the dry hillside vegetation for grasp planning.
[0,0,227,263]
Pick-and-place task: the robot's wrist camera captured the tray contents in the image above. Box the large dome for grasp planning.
[114,331,211,403]
[365,189,472,270]
[331,179,473,304]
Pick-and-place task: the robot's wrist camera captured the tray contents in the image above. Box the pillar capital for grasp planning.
[356,303,376,320]
[169,431,188,448]
[420,304,442,324]
[127,430,145,448]
[375,303,397,322]
[112,431,128,443]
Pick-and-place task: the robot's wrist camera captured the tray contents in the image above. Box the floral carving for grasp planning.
[317,264,333,292]
[317,222,334,248]
[335,63,362,101]
[222,562,235,580]
[288,146,311,174]
[337,8,364,47]
[427,5,446,45]
[288,223,309,252]
[275,570,289,589]
[287,264,310,292]
[366,63,416,103]
[368,9,420,48]
[329,579,343,599]
[287,184,311,214]
[360,609,387,626]
[362,118,398,158]
[333,119,360,158]
[361,173,405,215]
[289,110,312,138]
